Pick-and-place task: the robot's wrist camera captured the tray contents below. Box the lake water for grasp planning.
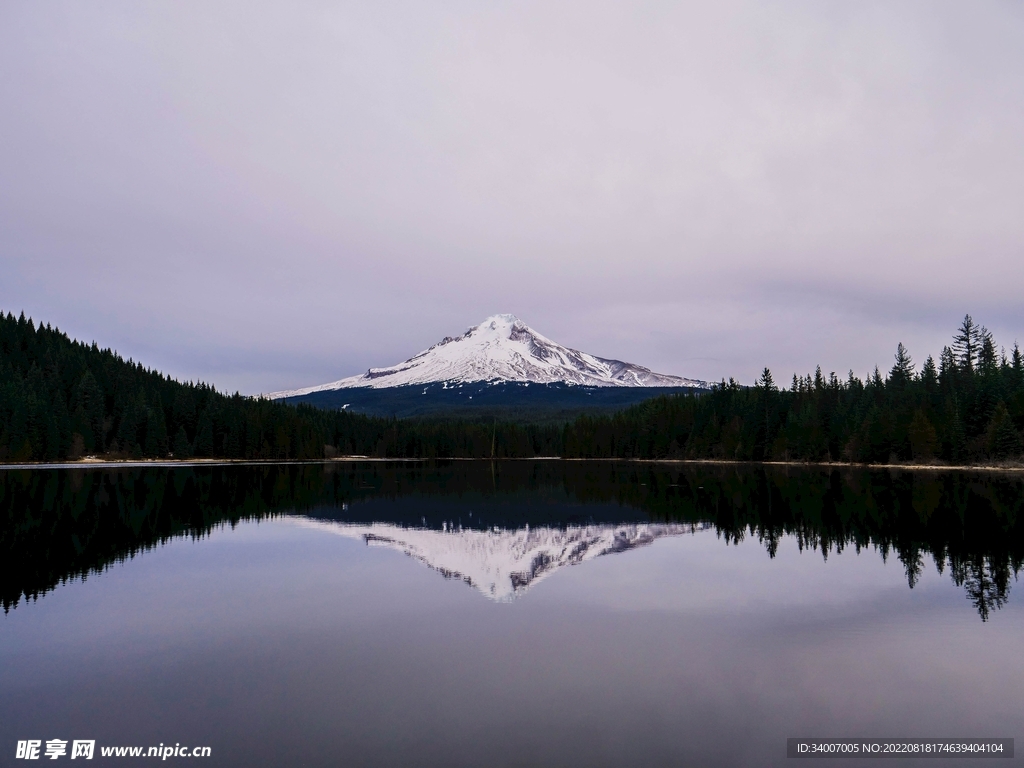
[2,461,1022,767]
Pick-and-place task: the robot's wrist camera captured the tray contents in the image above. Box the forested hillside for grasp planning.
[563,316,1023,464]
[0,311,559,462]
[1,311,1021,465]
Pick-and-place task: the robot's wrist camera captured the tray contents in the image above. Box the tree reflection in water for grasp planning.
[2,461,1021,619]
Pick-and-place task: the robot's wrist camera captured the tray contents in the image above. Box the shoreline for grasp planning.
[0,456,1022,473]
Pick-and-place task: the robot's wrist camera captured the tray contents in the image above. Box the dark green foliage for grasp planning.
[0,311,562,462]
[172,427,192,459]
[1,310,1021,465]
[558,318,1024,464]
[145,405,169,456]
[889,342,914,387]
[988,403,1022,458]
[908,410,938,460]
[192,410,215,457]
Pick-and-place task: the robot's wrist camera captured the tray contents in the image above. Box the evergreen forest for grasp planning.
[1,310,1021,465]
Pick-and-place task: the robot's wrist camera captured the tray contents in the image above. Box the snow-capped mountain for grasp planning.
[270,314,705,398]
[293,519,708,601]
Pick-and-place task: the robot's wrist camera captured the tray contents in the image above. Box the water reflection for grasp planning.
[2,461,1022,619]
[298,520,707,600]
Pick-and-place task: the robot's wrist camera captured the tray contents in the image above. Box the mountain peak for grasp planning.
[480,313,521,326]
[270,315,707,397]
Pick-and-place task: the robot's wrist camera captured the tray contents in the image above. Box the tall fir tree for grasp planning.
[952,314,980,373]
[173,426,192,459]
[890,343,915,387]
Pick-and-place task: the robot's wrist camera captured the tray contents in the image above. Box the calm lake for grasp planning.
[2,461,1023,767]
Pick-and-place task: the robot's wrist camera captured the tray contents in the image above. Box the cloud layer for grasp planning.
[2,1,1022,392]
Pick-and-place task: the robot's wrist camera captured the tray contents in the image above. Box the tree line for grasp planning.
[1,310,1021,465]
[562,314,1022,464]
[0,311,560,462]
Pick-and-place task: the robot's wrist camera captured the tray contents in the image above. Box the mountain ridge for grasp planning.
[270,314,706,399]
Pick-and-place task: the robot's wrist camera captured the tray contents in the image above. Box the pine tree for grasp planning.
[224,420,241,457]
[144,407,169,456]
[952,314,980,373]
[890,343,914,386]
[75,371,106,451]
[70,406,95,452]
[53,392,72,458]
[193,410,214,457]
[947,398,966,462]
[116,402,140,456]
[908,410,937,461]
[870,366,884,389]
[921,355,938,388]
[42,410,60,460]
[173,426,192,459]
[978,328,997,375]
[7,391,30,459]
[988,402,1022,458]
[939,346,956,382]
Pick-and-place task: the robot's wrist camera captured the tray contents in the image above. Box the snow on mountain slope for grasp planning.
[293,519,708,601]
[270,314,705,398]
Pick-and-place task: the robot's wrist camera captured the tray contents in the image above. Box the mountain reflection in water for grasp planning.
[2,461,1022,619]
[296,520,707,600]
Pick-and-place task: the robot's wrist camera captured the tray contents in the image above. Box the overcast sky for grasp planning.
[2,1,1022,394]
